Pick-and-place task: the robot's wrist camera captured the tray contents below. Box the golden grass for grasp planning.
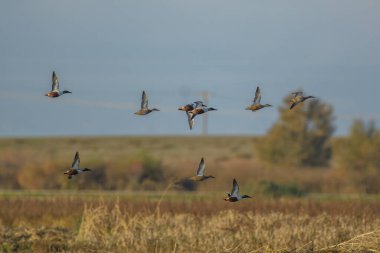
[0,192,380,252]
[74,202,380,252]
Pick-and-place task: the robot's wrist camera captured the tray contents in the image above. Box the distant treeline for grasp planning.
[255,94,380,193]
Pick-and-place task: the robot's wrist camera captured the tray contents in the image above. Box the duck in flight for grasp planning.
[245,86,272,111]
[134,91,160,115]
[178,101,205,130]
[175,157,215,187]
[188,157,215,182]
[178,101,206,112]
[64,152,91,179]
[45,71,72,97]
[224,178,251,202]
[189,103,217,120]
[289,91,315,110]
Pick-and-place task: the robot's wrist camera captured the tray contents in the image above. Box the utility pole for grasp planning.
[202,91,209,136]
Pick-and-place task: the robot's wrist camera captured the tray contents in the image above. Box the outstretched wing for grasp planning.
[141,91,148,109]
[193,101,205,109]
[186,111,194,130]
[196,157,205,176]
[52,71,59,92]
[253,86,261,104]
[71,152,80,169]
[231,178,239,197]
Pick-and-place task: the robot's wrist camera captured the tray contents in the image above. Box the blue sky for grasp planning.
[0,1,379,136]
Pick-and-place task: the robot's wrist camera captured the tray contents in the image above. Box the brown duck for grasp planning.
[245,86,272,111]
[175,157,215,185]
[134,91,159,115]
[289,91,315,110]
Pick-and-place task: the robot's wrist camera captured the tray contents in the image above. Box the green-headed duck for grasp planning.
[45,71,71,97]
[224,178,251,202]
[64,152,91,179]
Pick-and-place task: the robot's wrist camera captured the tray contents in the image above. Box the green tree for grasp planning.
[333,119,380,193]
[256,94,335,167]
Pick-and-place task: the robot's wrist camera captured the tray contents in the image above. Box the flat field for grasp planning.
[0,136,379,252]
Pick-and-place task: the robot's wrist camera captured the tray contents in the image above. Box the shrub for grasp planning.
[258,181,308,198]
[255,94,335,167]
[333,119,380,193]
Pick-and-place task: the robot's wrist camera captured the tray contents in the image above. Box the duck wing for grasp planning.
[253,86,261,105]
[196,157,205,176]
[141,91,148,109]
[52,71,59,92]
[231,178,239,197]
[186,111,194,130]
[193,101,205,109]
[71,152,80,169]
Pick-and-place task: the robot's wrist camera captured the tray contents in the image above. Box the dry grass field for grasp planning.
[0,191,380,252]
[0,192,379,252]
[0,136,379,252]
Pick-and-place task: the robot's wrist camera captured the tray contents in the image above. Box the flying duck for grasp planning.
[289,91,315,110]
[45,71,72,97]
[188,102,217,120]
[134,91,160,115]
[245,86,272,111]
[224,178,251,202]
[64,152,91,179]
[175,157,215,186]
[178,101,205,130]
[188,157,215,182]
[178,101,206,112]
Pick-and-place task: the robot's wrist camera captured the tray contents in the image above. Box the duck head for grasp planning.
[62,90,72,94]
[224,192,231,201]
[83,168,91,172]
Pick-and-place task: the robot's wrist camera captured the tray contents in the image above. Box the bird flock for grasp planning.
[47,70,316,202]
